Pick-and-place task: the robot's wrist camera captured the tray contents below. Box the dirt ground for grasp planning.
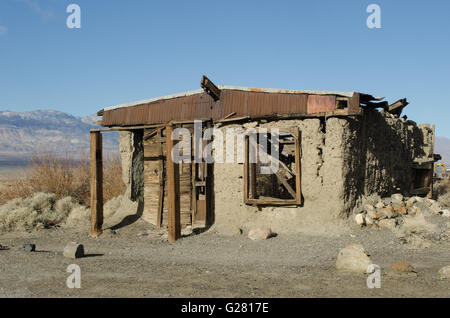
[0,218,449,298]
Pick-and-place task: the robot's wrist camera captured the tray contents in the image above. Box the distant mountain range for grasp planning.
[0,110,119,165]
[435,136,450,166]
[0,109,449,169]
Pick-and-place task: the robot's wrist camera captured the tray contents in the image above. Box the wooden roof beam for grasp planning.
[201,75,221,101]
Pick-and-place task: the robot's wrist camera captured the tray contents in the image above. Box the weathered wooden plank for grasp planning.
[166,125,181,242]
[275,171,296,199]
[90,132,103,238]
[295,130,302,205]
[157,130,164,227]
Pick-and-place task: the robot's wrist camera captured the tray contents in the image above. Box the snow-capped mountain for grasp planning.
[0,110,118,162]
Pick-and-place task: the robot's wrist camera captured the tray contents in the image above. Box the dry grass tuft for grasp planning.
[0,151,125,206]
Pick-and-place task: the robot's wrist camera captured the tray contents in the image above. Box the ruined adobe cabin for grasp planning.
[89,76,438,240]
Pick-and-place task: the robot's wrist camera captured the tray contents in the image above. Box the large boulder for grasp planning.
[248,227,274,241]
[438,265,450,279]
[336,245,372,274]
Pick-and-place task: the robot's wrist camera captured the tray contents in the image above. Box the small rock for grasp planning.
[406,201,414,208]
[375,201,385,209]
[407,206,417,215]
[391,193,403,203]
[407,197,417,204]
[380,206,394,219]
[21,244,36,252]
[413,201,429,211]
[367,209,380,220]
[391,200,405,209]
[364,204,375,213]
[378,219,397,230]
[438,265,450,279]
[137,230,151,238]
[248,227,274,240]
[336,246,372,274]
[382,198,391,206]
[396,206,408,215]
[63,242,85,259]
[365,215,374,225]
[414,196,424,203]
[430,203,443,215]
[392,261,415,273]
[355,213,365,226]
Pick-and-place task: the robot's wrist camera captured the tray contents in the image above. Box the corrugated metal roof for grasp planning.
[99,88,364,127]
[103,86,356,112]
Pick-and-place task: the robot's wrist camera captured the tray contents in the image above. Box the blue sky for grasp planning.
[0,0,449,136]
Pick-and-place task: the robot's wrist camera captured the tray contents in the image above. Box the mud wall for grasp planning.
[119,130,144,202]
[116,111,433,235]
[212,111,434,235]
[212,118,353,236]
[355,109,434,199]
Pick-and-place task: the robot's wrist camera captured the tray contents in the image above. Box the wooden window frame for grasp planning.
[244,127,302,206]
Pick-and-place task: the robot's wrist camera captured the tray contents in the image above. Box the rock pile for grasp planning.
[354,194,449,229]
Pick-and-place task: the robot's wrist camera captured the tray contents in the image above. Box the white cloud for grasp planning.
[18,0,54,20]
[0,25,7,36]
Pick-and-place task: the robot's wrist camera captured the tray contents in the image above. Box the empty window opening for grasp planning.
[244,128,302,206]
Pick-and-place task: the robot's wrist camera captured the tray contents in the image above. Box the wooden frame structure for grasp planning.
[90,125,182,241]
[244,128,302,206]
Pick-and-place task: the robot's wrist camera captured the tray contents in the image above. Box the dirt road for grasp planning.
[0,219,449,297]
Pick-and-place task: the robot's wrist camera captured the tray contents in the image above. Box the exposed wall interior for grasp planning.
[117,109,435,236]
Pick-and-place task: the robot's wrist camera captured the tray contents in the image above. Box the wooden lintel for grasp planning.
[91,119,212,133]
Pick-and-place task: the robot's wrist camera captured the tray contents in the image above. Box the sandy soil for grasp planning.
[0,218,449,298]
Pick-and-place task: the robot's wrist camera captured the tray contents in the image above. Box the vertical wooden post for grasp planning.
[90,131,103,237]
[294,129,302,205]
[166,125,181,242]
[157,129,164,228]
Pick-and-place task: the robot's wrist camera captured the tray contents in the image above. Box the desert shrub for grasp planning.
[0,193,70,231]
[0,151,125,206]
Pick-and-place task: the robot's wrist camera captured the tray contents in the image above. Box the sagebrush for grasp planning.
[0,152,125,206]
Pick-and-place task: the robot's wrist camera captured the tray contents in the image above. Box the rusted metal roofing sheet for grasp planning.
[99,86,363,127]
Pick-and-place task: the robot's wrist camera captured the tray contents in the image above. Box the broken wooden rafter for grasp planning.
[220,112,237,120]
[144,128,161,141]
[388,98,409,116]
[275,171,297,199]
[201,75,221,101]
